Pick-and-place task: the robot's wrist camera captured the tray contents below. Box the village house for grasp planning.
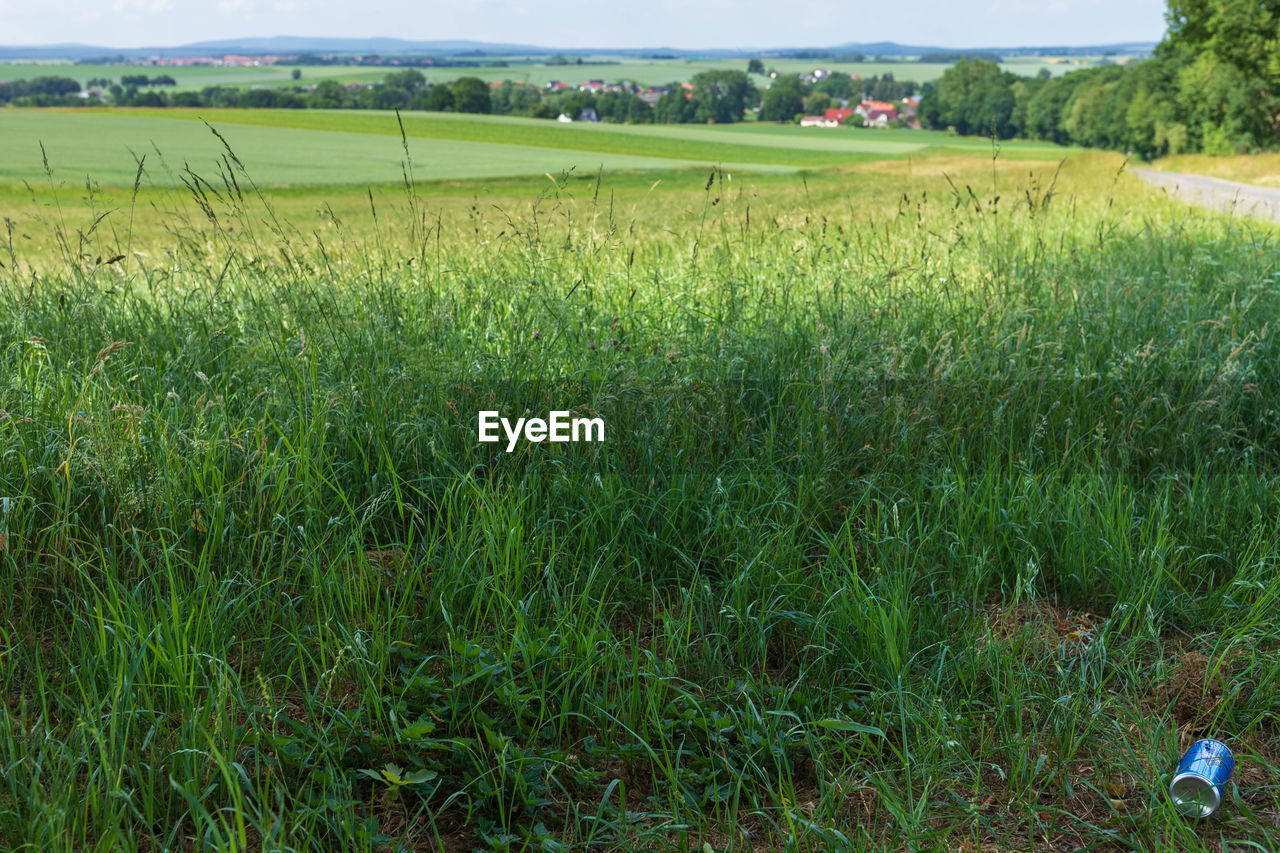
[899,94,922,128]
[639,85,667,105]
[557,107,600,123]
[856,99,899,127]
[800,107,857,128]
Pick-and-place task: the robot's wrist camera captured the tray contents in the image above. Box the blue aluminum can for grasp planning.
[1169,739,1234,817]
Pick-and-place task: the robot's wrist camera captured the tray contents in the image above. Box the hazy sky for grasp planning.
[1,0,1169,49]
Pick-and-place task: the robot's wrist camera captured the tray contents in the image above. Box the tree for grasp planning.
[689,70,758,123]
[803,91,831,116]
[759,75,806,122]
[596,91,635,123]
[200,86,240,108]
[627,96,654,123]
[1165,0,1280,86]
[385,69,427,94]
[549,90,596,120]
[814,71,856,101]
[451,76,491,113]
[310,79,346,108]
[529,100,558,119]
[291,68,302,80]
[372,85,409,110]
[1023,74,1074,143]
[1165,0,1280,142]
[919,58,1017,137]
[864,73,919,102]
[747,58,765,75]
[424,83,454,111]
[654,86,695,123]
[490,80,541,115]
[239,88,280,108]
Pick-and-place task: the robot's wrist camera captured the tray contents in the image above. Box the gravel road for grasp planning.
[1132,167,1280,222]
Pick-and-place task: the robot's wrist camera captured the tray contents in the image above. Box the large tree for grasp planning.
[689,70,758,123]
[758,75,806,122]
[309,79,346,109]
[384,69,427,95]
[1165,0,1280,86]
[654,85,695,124]
[919,58,1018,137]
[451,77,492,114]
[1165,0,1280,142]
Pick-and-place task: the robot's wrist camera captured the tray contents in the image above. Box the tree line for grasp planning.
[0,68,764,124]
[920,1,1280,156]
[1,65,923,128]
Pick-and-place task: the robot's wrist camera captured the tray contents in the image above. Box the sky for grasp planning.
[0,0,1169,50]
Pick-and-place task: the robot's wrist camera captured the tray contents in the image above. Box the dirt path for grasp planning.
[1132,167,1280,222]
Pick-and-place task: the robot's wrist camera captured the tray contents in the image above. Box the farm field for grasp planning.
[0,53,1109,92]
[0,108,1071,190]
[0,109,801,188]
[1,107,1279,853]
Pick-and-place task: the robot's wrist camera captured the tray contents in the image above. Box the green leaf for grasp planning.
[400,719,437,740]
[814,719,886,738]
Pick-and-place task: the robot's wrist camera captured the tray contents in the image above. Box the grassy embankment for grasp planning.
[1154,152,1280,189]
[0,133,1278,851]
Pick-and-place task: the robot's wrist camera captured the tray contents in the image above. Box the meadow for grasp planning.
[0,112,1278,852]
[0,53,1100,93]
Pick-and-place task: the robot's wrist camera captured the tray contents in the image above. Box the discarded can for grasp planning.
[1169,739,1234,818]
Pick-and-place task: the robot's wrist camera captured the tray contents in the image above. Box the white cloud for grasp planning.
[215,0,255,11]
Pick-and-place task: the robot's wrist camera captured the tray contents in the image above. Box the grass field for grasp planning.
[0,108,1071,190]
[1,108,1279,851]
[0,54,1108,92]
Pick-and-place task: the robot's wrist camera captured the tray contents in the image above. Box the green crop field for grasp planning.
[1,108,1071,190]
[1,101,1278,853]
[0,109,803,188]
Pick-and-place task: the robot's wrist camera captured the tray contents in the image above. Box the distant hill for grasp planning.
[179,37,548,54]
[0,37,1158,62]
[820,41,1156,57]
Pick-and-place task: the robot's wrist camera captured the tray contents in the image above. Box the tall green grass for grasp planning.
[0,146,1278,851]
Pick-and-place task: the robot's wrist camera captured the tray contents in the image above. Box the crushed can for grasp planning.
[1169,739,1234,818]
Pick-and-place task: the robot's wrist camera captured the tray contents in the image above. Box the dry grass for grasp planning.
[1152,152,1280,188]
